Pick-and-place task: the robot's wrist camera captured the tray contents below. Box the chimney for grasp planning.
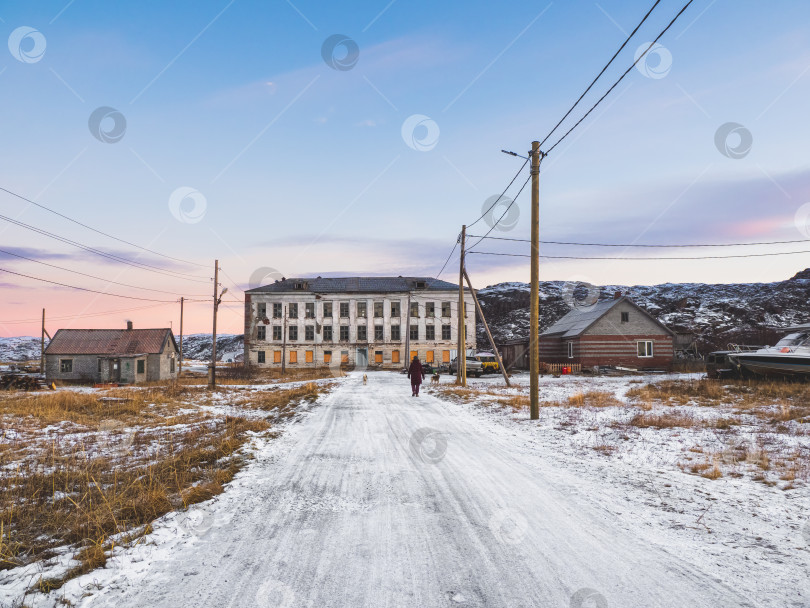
[613,291,622,300]
[126,320,133,330]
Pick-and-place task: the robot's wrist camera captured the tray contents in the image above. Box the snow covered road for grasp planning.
[79,372,755,608]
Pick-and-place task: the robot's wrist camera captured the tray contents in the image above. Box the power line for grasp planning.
[0,212,211,283]
[538,0,663,149]
[546,0,695,154]
[467,249,810,260]
[0,302,172,325]
[0,185,208,268]
[466,158,530,230]
[466,169,534,251]
[0,247,210,296]
[466,235,810,248]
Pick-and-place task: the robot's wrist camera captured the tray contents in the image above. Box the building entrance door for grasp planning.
[356,348,368,368]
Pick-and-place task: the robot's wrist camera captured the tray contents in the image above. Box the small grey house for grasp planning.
[44,323,179,384]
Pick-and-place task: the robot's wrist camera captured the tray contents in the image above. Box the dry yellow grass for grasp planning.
[567,391,621,408]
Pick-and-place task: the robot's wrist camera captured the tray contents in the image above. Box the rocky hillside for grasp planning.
[476,270,810,353]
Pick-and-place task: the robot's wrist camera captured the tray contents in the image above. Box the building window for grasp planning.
[324,350,332,363]
[374,301,384,318]
[442,350,450,363]
[258,351,266,363]
[426,351,434,363]
[305,325,315,340]
[273,351,281,363]
[392,350,400,363]
[391,325,401,341]
[294,281,306,290]
[340,302,349,318]
[289,326,298,341]
[426,325,435,340]
[358,325,367,341]
[273,326,282,340]
[137,360,145,374]
[621,312,629,323]
[257,303,266,318]
[340,325,349,341]
[305,302,315,318]
[170,357,175,373]
[257,325,266,341]
[410,350,417,360]
[375,350,383,363]
[415,280,426,289]
[390,301,401,316]
[442,325,451,340]
[289,303,298,319]
[60,359,73,373]
[290,351,298,363]
[410,302,419,317]
[637,341,654,358]
[273,303,282,319]
[357,301,367,318]
[323,326,333,341]
[410,325,419,340]
[426,302,435,318]
[323,302,333,317]
[341,350,349,363]
[567,342,574,358]
[305,350,313,363]
[441,302,451,317]
[374,325,384,340]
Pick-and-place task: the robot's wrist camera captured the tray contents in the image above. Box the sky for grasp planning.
[1,0,809,335]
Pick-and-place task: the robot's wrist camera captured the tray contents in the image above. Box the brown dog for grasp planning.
[430,373,440,385]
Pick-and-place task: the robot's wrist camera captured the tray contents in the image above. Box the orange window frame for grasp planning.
[442,350,450,362]
[305,351,313,363]
[289,351,298,363]
[426,351,434,363]
[273,351,281,363]
[392,350,400,363]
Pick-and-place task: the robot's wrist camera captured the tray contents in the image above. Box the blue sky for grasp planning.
[1,0,809,334]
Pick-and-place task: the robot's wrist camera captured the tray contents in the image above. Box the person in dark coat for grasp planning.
[407,355,425,396]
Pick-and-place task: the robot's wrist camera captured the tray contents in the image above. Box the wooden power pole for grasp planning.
[458,225,467,386]
[463,269,510,387]
[529,141,542,420]
[40,308,45,374]
[281,304,287,375]
[210,260,226,388]
[179,297,184,376]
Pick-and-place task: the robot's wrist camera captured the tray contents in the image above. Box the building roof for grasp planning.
[44,328,177,356]
[246,276,463,294]
[541,297,673,338]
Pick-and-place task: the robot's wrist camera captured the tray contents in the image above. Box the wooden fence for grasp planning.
[541,363,582,375]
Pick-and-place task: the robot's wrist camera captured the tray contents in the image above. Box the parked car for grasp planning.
[476,352,500,374]
[449,356,483,377]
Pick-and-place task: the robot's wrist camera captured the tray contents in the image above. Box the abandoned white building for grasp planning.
[44,324,180,384]
[244,277,476,369]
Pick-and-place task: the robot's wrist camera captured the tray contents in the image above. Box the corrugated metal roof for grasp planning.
[44,328,176,355]
[541,299,624,338]
[246,276,462,294]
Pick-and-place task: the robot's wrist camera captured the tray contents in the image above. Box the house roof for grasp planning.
[541,297,673,338]
[44,328,177,355]
[246,276,463,294]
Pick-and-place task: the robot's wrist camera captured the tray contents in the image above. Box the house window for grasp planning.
[391,325,401,341]
[426,351,434,363]
[257,351,266,363]
[442,350,450,362]
[340,302,349,318]
[341,350,349,363]
[390,301,401,316]
[273,326,282,340]
[273,303,282,318]
[358,325,367,341]
[410,302,419,317]
[375,350,383,363]
[305,302,315,318]
[289,326,298,341]
[426,302,435,318]
[170,357,175,373]
[374,325,384,340]
[567,342,574,358]
[621,312,629,323]
[137,360,145,374]
[305,326,315,340]
[442,325,451,340]
[415,280,426,289]
[340,325,349,341]
[60,359,73,373]
[324,350,332,363]
[392,350,400,363]
[410,325,419,340]
[257,303,266,318]
[98,358,102,373]
[257,326,266,341]
[374,301,384,318]
[290,351,298,363]
[357,302,367,318]
[323,326,333,341]
[323,302,333,317]
[637,341,654,358]
[289,303,298,319]
[426,325,435,340]
[441,302,451,317]
[305,351,313,363]
[294,281,306,290]
[273,351,281,363]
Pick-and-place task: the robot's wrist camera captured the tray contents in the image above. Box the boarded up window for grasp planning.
[442,350,450,362]
[426,351,434,363]
[341,351,349,363]
[392,350,400,363]
[273,351,281,363]
[305,351,313,363]
[410,351,417,360]
[375,351,383,363]
[324,351,332,363]
[290,351,298,363]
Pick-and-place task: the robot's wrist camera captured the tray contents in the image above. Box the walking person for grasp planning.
[408,354,425,397]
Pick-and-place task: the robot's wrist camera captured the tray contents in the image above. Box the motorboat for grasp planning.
[728,324,810,377]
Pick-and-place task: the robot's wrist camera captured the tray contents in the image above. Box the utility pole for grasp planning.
[405,291,412,367]
[40,308,45,374]
[210,260,227,388]
[463,268,510,387]
[529,141,542,420]
[281,304,287,375]
[179,297,184,376]
[458,225,467,386]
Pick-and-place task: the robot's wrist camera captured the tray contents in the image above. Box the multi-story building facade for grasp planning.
[244,277,476,369]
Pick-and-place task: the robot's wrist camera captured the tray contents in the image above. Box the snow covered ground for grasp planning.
[3,371,806,607]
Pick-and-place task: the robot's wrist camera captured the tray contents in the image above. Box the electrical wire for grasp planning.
[0,302,173,325]
[466,169,534,252]
[466,158,530,230]
[0,185,208,268]
[538,0,663,149]
[546,0,695,154]
[465,235,810,248]
[467,250,810,260]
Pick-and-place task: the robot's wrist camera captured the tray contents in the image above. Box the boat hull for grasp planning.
[731,353,810,377]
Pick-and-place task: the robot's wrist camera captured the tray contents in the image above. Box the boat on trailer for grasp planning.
[728,324,810,378]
